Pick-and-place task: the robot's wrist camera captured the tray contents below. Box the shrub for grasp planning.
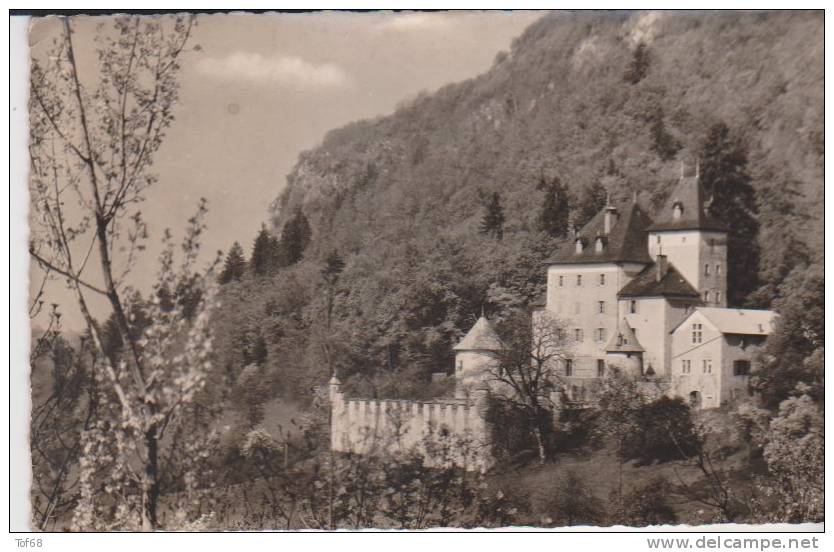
[622,397,701,464]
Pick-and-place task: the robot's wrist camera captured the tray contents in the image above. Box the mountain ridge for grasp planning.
[268,10,822,258]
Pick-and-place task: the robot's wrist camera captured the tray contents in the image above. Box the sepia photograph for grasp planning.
[10,6,825,537]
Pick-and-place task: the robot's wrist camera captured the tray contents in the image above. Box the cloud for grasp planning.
[378,13,452,32]
[196,52,351,89]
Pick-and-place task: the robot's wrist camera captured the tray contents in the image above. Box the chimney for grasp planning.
[656,255,668,282]
[603,205,618,234]
[329,373,343,403]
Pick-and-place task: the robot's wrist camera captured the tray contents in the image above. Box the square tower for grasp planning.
[646,174,728,307]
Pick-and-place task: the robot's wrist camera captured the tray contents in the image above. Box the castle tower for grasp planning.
[452,316,501,399]
[604,318,644,377]
[646,172,728,307]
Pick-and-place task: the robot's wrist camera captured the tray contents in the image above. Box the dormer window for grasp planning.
[595,236,607,252]
[575,238,585,254]
[672,202,684,220]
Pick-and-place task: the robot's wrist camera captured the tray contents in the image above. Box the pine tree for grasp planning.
[574,180,607,229]
[279,208,312,266]
[623,41,650,85]
[267,234,282,271]
[322,250,346,331]
[251,335,268,366]
[536,174,571,238]
[649,108,681,161]
[219,241,247,284]
[250,226,276,276]
[479,191,505,240]
[699,122,760,306]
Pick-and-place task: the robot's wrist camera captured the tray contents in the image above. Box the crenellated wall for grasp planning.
[329,385,491,470]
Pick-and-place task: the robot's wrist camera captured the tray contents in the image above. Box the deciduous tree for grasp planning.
[489,310,572,463]
[28,15,220,530]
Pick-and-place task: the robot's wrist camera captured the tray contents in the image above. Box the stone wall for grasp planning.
[329,384,490,470]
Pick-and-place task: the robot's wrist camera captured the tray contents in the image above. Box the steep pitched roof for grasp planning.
[453,316,502,351]
[693,307,777,336]
[647,175,728,232]
[545,198,654,265]
[618,263,701,299]
[605,319,645,353]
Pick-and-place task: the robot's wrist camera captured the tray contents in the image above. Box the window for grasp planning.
[576,274,582,287]
[673,204,683,219]
[596,328,607,342]
[702,359,712,374]
[457,360,463,373]
[716,264,722,275]
[629,300,637,314]
[565,359,573,377]
[656,235,661,244]
[558,275,564,287]
[574,329,584,342]
[733,360,751,376]
[715,291,722,303]
[597,360,605,378]
[704,264,711,276]
[691,323,702,344]
[632,328,637,338]
[703,291,710,303]
[598,301,605,314]
[599,273,605,286]
[682,359,691,374]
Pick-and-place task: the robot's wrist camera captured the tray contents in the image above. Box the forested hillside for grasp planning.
[218,10,823,405]
[29,11,824,529]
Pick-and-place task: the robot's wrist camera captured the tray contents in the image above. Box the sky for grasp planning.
[26,11,544,330]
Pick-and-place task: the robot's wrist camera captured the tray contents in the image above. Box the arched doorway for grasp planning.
[689,391,702,409]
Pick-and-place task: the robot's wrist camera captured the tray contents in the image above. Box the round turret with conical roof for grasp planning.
[453,316,502,399]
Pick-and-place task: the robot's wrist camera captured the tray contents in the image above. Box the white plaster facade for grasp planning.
[545,262,645,378]
[670,308,774,409]
[647,230,728,307]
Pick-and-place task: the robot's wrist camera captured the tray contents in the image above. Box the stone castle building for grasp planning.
[329,172,776,465]
[540,172,775,408]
